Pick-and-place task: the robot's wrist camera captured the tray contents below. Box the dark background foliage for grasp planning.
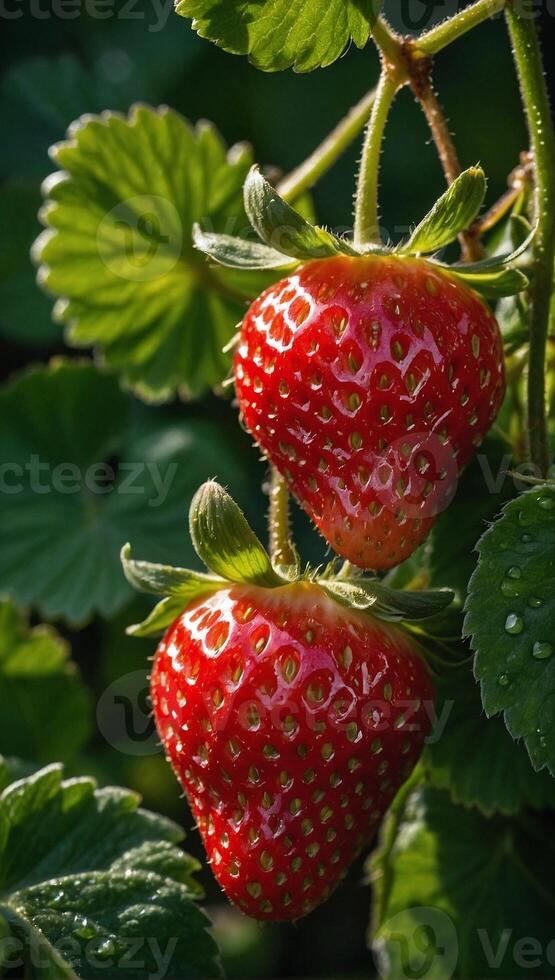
[0,2,553,976]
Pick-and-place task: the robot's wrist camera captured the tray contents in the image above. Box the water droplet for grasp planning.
[48,891,66,908]
[521,533,533,544]
[73,919,99,941]
[505,613,524,635]
[518,509,534,527]
[498,673,510,687]
[529,595,543,608]
[538,496,555,510]
[501,579,521,598]
[507,566,522,579]
[532,642,553,660]
[95,938,121,960]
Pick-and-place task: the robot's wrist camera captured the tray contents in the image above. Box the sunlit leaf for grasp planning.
[34,105,259,402]
[176,0,382,72]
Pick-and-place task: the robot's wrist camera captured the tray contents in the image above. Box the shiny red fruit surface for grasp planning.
[151,583,434,921]
[234,255,505,569]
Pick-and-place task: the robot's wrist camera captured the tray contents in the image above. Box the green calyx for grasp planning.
[192,165,532,300]
[121,480,453,637]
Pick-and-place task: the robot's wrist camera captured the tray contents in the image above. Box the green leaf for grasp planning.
[190,481,284,587]
[0,602,91,766]
[0,183,60,347]
[0,56,130,182]
[193,224,299,270]
[400,167,487,255]
[0,758,35,794]
[176,0,381,72]
[425,666,555,816]
[34,105,257,403]
[244,167,357,260]
[322,579,454,622]
[0,360,259,623]
[465,485,555,775]
[0,764,221,978]
[426,437,511,597]
[0,34,201,181]
[370,787,555,979]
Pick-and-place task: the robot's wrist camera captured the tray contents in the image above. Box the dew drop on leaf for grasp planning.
[501,579,521,598]
[529,596,543,608]
[498,673,510,687]
[532,642,553,660]
[48,890,66,908]
[507,566,522,579]
[73,919,99,941]
[95,938,121,960]
[504,613,524,635]
[538,496,555,510]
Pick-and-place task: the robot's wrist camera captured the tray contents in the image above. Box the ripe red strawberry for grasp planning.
[151,581,433,921]
[234,255,505,569]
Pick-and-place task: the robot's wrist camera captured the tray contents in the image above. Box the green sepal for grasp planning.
[449,265,529,298]
[321,578,454,622]
[398,166,487,255]
[121,543,224,596]
[126,596,203,638]
[192,225,299,270]
[435,222,536,298]
[244,167,357,261]
[510,212,533,250]
[189,481,285,587]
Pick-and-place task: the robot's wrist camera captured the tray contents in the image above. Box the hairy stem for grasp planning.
[371,16,404,67]
[278,87,378,204]
[414,76,484,261]
[506,8,555,473]
[268,467,297,568]
[353,68,403,248]
[419,0,507,56]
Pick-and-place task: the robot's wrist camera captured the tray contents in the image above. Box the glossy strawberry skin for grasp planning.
[234,255,505,569]
[151,582,433,921]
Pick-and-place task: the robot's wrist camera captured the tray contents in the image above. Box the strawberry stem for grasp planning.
[268,466,297,569]
[277,87,377,204]
[506,9,555,474]
[409,62,484,262]
[418,0,507,56]
[353,66,403,248]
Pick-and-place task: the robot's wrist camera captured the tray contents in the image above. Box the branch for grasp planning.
[506,9,555,473]
[419,0,507,56]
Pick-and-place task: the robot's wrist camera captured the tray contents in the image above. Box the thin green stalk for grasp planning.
[419,0,507,55]
[277,87,377,203]
[353,68,403,248]
[268,466,297,568]
[506,8,555,473]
